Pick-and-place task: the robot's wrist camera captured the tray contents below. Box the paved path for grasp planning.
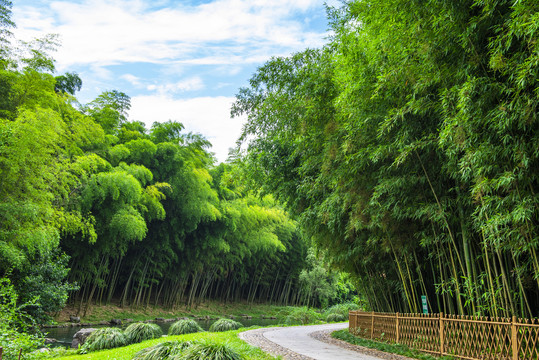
[241,323,385,360]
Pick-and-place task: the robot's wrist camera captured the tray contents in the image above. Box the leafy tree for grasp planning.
[54,71,82,95]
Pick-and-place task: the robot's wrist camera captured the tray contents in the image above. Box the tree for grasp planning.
[54,72,82,95]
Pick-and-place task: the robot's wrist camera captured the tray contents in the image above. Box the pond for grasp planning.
[44,317,283,347]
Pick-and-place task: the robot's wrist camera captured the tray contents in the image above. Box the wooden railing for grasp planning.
[349,310,539,360]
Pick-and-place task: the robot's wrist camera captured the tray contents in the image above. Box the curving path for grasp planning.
[240,322,386,360]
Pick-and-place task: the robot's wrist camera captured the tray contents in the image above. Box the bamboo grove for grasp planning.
[0,1,360,323]
[232,0,539,318]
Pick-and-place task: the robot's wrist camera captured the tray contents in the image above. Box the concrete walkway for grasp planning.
[259,323,384,360]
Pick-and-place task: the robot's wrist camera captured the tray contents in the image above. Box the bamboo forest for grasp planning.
[1,0,539,357]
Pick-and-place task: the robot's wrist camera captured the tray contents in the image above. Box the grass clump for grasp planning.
[169,319,204,335]
[209,318,242,332]
[80,327,127,353]
[174,340,243,360]
[132,340,191,360]
[283,307,322,325]
[125,322,163,344]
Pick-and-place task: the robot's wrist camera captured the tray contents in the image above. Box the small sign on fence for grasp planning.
[421,295,428,314]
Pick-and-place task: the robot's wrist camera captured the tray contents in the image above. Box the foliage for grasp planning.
[283,307,322,325]
[0,278,44,360]
[80,327,127,353]
[324,302,360,322]
[51,330,273,360]
[233,0,539,318]
[326,313,346,322]
[131,340,189,360]
[209,319,243,332]
[332,330,453,360]
[174,340,244,360]
[124,322,163,344]
[169,319,204,335]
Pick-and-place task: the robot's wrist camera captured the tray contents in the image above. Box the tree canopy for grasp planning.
[234,0,539,318]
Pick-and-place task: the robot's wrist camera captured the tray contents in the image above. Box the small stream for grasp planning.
[45,318,283,347]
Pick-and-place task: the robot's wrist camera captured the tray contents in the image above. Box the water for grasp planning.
[45,317,282,347]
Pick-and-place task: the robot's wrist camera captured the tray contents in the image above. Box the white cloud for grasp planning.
[121,73,142,86]
[13,0,329,69]
[129,95,244,163]
[147,77,204,95]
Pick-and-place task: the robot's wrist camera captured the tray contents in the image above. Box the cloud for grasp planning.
[13,0,329,70]
[147,77,204,94]
[129,95,244,163]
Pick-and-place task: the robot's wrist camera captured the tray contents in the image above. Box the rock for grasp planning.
[123,318,134,323]
[70,316,81,323]
[110,319,122,325]
[71,328,97,349]
[37,348,51,353]
[163,318,175,322]
[155,317,165,321]
[99,321,109,325]
[44,338,57,344]
[229,315,236,319]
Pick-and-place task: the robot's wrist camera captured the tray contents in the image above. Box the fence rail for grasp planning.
[349,310,539,360]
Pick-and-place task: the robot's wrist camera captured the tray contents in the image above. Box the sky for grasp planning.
[12,0,335,163]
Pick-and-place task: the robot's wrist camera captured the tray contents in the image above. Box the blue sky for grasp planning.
[12,0,334,162]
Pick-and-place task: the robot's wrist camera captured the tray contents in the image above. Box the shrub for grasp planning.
[132,341,191,360]
[324,302,360,316]
[80,327,127,353]
[284,307,322,325]
[124,322,163,344]
[209,318,242,332]
[174,340,243,360]
[0,278,44,360]
[168,319,204,335]
[326,313,346,322]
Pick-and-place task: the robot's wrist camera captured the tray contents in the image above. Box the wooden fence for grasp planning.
[349,310,539,359]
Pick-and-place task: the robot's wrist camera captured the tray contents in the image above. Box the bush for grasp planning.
[209,318,242,332]
[174,340,243,360]
[326,313,346,322]
[324,302,360,321]
[168,319,204,335]
[0,278,44,360]
[132,341,191,360]
[124,322,163,344]
[284,307,322,325]
[80,327,127,353]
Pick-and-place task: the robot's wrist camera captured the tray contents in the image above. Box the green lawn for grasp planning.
[52,329,277,360]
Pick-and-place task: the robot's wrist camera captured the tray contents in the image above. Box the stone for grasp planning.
[70,316,81,323]
[110,319,122,325]
[71,328,97,349]
[44,338,57,344]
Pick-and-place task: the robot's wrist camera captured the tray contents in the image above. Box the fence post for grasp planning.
[371,311,375,339]
[396,312,400,343]
[439,312,444,356]
[511,315,518,360]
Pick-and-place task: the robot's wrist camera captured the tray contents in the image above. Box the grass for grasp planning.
[54,302,290,325]
[131,340,189,360]
[209,319,243,332]
[80,328,127,353]
[50,329,276,360]
[124,322,163,344]
[176,340,243,360]
[168,319,204,335]
[332,330,455,360]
